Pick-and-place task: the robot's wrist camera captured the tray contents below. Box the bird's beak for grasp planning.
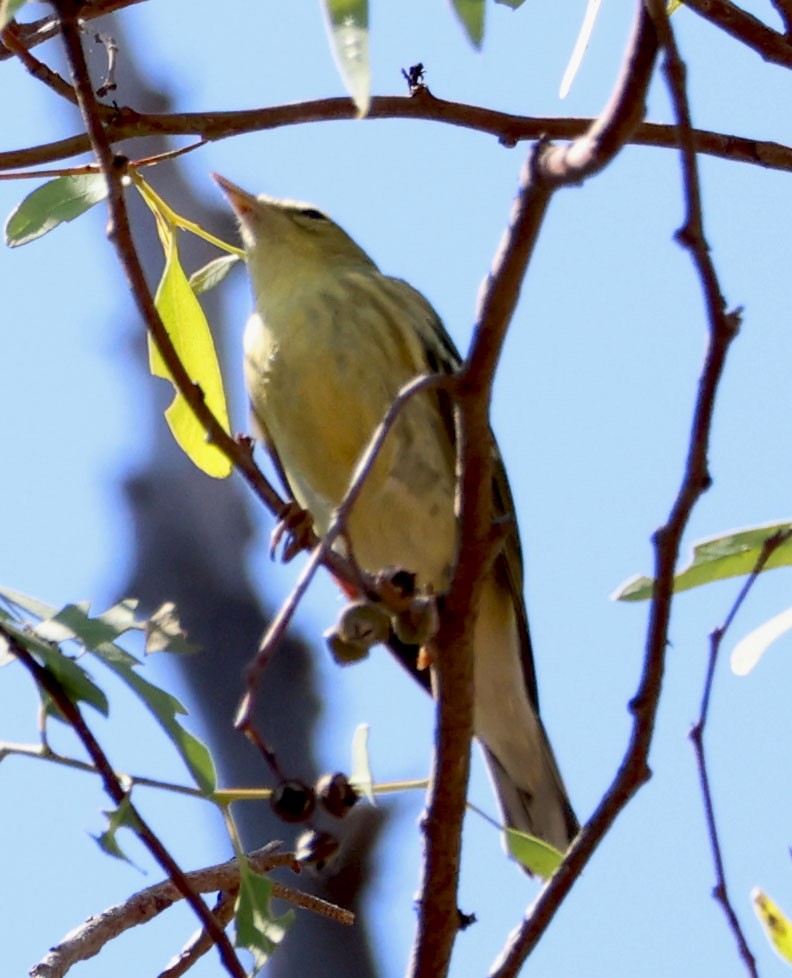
[212,173,259,219]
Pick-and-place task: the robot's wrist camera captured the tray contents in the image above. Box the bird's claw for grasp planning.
[270,502,314,562]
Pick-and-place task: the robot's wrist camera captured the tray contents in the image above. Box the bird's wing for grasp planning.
[382,279,540,713]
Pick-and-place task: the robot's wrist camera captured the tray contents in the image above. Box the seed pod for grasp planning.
[323,627,370,665]
[316,772,359,818]
[295,829,339,871]
[270,779,315,823]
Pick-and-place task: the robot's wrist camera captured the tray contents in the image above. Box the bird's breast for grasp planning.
[244,295,457,587]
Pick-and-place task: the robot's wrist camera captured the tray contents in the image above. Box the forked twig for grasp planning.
[690,531,791,978]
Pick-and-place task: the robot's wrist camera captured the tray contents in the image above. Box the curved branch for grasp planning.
[30,844,354,978]
[2,95,792,175]
[491,4,740,973]
[681,0,792,67]
[409,7,660,978]
[689,533,791,978]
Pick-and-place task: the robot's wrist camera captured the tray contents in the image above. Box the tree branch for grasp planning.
[29,843,353,978]
[3,95,792,175]
[411,8,659,977]
[681,0,792,66]
[0,0,149,60]
[770,0,792,36]
[0,20,78,103]
[491,3,739,973]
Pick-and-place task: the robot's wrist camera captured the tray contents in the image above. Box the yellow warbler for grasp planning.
[215,174,577,854]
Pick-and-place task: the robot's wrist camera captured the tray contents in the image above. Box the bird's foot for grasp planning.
[270,501,314,562]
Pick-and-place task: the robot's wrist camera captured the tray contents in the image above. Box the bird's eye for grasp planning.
[299,208,327,221]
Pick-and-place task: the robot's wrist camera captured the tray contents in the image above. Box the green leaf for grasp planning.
[494,0,525,8]
[1,616,109,717]
[613,521,792,602]
[0,588,214,789]
[4,173,108,247]
[189,253,242,296]
[236,859,294,972]
[149,216,233,479]
[449,0,485,47]
[94,796,141,866]
[349,723,375,803]
[0,0,30,31]
[94,644,217,793]
[321,0,370,116]
[35,600,131,648]
[505,827,565,879]
[752,888,792,964]
[0,586,58,621]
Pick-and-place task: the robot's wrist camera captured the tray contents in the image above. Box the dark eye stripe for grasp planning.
[300,208,326,221]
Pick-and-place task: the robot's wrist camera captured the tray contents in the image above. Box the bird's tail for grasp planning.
[481,734,578,864]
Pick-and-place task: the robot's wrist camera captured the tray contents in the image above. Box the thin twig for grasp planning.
[235,373,452,731]
[690,532,791,978]
[0,21,78,103]
[0,0,149,61]
[158,891,237,978]
[0,740,205,797]
[29,842,353,978]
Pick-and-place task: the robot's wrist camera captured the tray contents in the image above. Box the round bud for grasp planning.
[316,772,359,818]
[295,829,340,871]
[270,779,315,823]
[336,600,391,647]
[392,593,440,646]
[323,627,370,666]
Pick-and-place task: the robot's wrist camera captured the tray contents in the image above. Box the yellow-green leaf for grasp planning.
[189,253,241,296]
[613,521,792,602]
[505,827,564,879]
[236,859,294,970]
[149,222,232,478]
[322,0,370,117]
[752,888,792,964]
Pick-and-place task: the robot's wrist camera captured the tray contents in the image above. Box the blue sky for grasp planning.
[3,2,792,976]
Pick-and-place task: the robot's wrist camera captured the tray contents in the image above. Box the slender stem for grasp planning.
[689,532,789,978]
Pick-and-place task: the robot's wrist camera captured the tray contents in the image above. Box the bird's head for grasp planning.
[213,174,376,299]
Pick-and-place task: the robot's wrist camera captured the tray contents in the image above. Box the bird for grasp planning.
[214,173,578,856]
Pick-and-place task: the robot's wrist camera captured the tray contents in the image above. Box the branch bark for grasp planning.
[491,2,740,972]
[3,93,792,175]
